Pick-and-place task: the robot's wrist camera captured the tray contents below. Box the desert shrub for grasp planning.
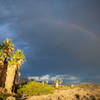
[75,94,80,99]
[90,95,95,100]
[17,81,55,96]
[0,93,7,100]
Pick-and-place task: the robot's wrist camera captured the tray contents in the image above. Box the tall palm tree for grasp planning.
[0,39,25,93]
[5,49,25,93]
[0,39,14,87]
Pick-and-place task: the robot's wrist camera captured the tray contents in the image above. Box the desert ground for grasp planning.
[18,84,100,100]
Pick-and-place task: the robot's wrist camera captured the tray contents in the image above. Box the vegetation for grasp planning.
[17,81,55,96]
[0,38,25,66]
[0,38,25,92]
[8,49,25,66]
[0,93,7,100]
[23,83,100,100]
[0,39,14,61]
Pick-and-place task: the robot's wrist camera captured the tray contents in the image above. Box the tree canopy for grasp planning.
[0,38,25,66]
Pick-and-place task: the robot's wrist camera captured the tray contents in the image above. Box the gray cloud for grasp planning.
[28,74,80,84]
[0,0,100,81]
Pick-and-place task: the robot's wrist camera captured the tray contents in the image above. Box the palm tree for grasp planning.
[0,39,14,87]
[5,49,25,93]
[0,38,25,93]
[2,38,14,57]
[10,49,25,85]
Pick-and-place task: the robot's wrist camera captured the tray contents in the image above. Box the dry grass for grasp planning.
[26,84,100,100]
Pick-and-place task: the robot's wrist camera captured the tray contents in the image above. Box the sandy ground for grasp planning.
[24,85,100,100]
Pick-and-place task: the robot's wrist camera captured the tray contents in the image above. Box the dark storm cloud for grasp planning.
[0,0,100,80]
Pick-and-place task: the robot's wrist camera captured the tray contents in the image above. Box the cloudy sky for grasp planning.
[0,0,100,83]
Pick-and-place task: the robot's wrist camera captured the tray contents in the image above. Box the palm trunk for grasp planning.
[0,60,7,87]
[5,64,17,93]
[5,61,22,93]
[12,64,21,92]
[0,65,7,87]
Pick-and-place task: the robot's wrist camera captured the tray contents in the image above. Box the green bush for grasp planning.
[17,81,55,96]
[0,93,7,100]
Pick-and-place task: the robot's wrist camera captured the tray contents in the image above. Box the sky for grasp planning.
[0,0,100,83]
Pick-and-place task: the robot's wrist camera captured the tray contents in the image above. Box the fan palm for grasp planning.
[0,49,7,66]
[9,49,25,66]
[5,49,25,93]
[0,38,26,93]
[2,38,14,57]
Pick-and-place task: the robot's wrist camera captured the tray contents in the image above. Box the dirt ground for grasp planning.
[25,84,100,100]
